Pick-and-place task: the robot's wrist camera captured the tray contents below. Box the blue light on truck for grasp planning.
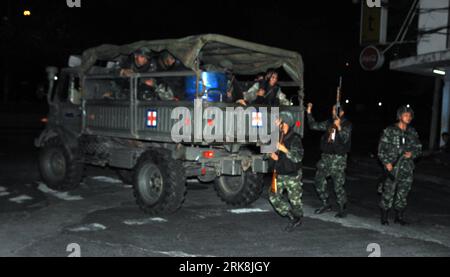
[185,72,227,102]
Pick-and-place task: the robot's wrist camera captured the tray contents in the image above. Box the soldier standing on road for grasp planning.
[306,103,352,218]
[378,106,422,226]
[269,112,304,232]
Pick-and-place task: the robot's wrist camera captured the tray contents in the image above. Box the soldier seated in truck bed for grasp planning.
[152,51,188,101]
[113,49,185,101]
[118,47,154,77]
[138,77,175,101]
[245,69,290,106]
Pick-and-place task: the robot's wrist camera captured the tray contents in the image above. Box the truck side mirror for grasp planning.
[46,66,59,82]
[46,67,59,104]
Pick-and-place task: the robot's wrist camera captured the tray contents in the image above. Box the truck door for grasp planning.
[54,72,82,134]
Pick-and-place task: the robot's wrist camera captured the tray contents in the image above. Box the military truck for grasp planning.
[35,34,305,215]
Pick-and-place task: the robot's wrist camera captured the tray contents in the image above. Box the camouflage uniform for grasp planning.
[270,173,304,219]
[378,125,422,211]
[117,49,177,101]
[154,83,175,101]
[315,153,348,207]
[269,131,304,220]
[139,80,175,101]
[307,114,352,209]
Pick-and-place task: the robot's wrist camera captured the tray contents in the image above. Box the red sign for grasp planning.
[147,110,158,128]
[360,45,385,71]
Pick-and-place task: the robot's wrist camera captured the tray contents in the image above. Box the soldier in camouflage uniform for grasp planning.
[378,106,422,226]
[306,103,352,218]
[269,112,304,232]
[117,48,179,101]
[244,70,291,106]
[138,78,175,101]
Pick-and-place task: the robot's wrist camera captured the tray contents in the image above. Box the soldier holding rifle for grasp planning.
[306,78,352,218]
[378,106,422,226]
[269,112,305,232]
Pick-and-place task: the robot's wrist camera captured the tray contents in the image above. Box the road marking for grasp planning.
[91,176,123,184]
[157,251,197,257]
[37,182,83,201]
[67,223,107,232]
[9,195,33,204]
[123,217,168,226]
[228,208,270,214]
[156,251,214,257]
[0,186,9,197]
[302,166,316,171]
[303,179,315,184]
[123,185,133,189]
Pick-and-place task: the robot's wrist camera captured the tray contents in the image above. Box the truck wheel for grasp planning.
[214,171,263,207]
[116,169,134,184]
[38,139,83,191]
[133,151,186,215]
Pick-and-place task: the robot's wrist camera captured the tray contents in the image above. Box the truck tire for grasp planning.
[133,150,186,215]
[214,171,263,207]
[38,138,83,191]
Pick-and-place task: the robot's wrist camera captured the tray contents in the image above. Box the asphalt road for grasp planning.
[1,130,450,257]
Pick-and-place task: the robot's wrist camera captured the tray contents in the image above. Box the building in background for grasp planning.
[390,0,450,149]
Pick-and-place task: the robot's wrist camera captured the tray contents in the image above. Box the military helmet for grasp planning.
[397,106,414,120]
[161,50,175,61]
[134,47,151,58]
[279,111,295,128]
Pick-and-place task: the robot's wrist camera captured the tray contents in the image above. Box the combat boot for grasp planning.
[380,208,389,225]
[285,216,303,232]
[394,210,409,226]
[314,201,332,214]
[335,204,347,218]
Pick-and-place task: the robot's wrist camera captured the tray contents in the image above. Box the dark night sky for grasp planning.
[0,0,436,146]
